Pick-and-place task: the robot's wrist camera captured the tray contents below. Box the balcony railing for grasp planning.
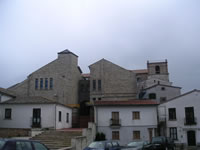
[110,119,121,128]
[184,117,197,125]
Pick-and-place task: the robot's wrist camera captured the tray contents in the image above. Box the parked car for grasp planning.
[83,141,121,150]
[0,139,49,150]
[121,141,150,150]
[143,136,175,150]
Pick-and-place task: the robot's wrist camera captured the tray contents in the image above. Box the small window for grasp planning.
[112,131,120,140]
[45,78,48,90]
[133,131,140,140]
[59,111,62,122]
[161,87,165,91]
[93,80,96,91]
[92,98,96,101]
[155,66,160,74]
[66,113,69,123]
[160,97,166,102]
[50,78,53,90]
[98,98,101,100]
[35,78,38,90]
[5,108,12,119]
[40,78,43,90]
[132,112,140,120]
[149,93,156,99]
[169,108,176,120]
[170,127,177,140]
[98,80,101,91]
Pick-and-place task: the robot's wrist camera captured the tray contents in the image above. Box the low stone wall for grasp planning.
[0,128,30,138]
[71,122,96,150]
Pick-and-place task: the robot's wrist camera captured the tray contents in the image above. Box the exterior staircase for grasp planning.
[31,129,82,150]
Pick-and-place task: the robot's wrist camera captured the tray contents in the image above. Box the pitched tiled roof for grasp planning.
[94,100,158,106]
[82,73,90,78]
[131,69,148,74]
[1,96,58,104]
[144,83,181,90]
[0,87,16,97]
[58,49,78,57]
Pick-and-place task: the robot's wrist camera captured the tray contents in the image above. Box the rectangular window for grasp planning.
[59,111,62,122]
[45,78,48,90]
[35,78,38,90]
[132,112,140,120]
[93,80,96,91]
[112,131,120,140]
[5,108,12,119]
[112,112,119,125]
[170,127,177,140]
[133,131,140,140]
[50,78,53,90]
[169,108,176,120]
[40,78,43,89]
[98,80,101,91]
[66,113,69,123]
[185,107,195,125]
[160,97,166,102]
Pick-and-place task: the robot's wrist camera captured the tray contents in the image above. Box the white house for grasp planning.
[94,100,158,145]
[0,96,72,129]
[158,89,200,147]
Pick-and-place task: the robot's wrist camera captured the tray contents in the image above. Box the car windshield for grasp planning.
[127,141,144,147]
[88,142,105,149]
[152,137,163,143]
[0,140,6,149]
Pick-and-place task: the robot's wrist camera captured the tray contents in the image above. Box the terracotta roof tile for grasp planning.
[94,100,158,106]
[131,69,148,74]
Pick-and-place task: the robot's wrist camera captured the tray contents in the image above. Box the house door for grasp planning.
[32,108,41,128]
[187,130,196,146]
[148,128,153,142]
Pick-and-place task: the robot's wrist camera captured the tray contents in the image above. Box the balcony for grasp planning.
[110,119,121,129]
[184,117,197,125]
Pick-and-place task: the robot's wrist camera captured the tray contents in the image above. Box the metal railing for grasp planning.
[110,119,121,127]
[184,117,197,125]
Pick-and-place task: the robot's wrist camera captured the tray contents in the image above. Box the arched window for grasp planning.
[155,66,160,74]
[149,93,156,99]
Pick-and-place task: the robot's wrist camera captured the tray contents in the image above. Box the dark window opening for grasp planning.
[155,66,160,74]
[66,113,69,123]
[45,78,48,90]
[59,111,62,122]
[169,108,176,120]
[40,78,43,89]
[35,78,38,90]
[185,107,195,125]
[161,87,165,90]
[50,78,53,89]
[149,93,156,99]
[5,108,12,119]
[98,80,101,91]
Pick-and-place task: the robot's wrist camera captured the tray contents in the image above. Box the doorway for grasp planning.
[187,130,196,146]
[32,108,41,128]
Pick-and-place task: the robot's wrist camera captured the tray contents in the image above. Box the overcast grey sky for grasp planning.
[0,0,200,93]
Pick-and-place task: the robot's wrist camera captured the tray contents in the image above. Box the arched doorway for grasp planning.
[187,130,196,146]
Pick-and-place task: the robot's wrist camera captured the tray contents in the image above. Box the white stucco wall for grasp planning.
[95,105,158,145]
[0,94,13,103]
[144,85,181,102]
[56,104,72,129]
[0,104,72,129]
[159,90,200,145]
[0,104,56,129]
